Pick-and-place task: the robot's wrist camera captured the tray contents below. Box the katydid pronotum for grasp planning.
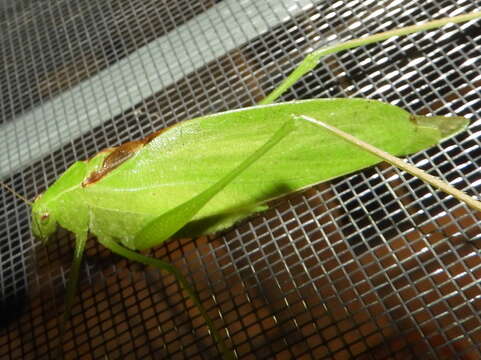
[2,12,481,358]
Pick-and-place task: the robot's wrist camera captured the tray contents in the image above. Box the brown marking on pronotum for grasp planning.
[96,147,117,155]
[82,140,143,187]
[82,147,116,163]
[81,127,170,187]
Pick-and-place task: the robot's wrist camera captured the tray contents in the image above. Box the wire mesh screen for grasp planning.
[1,0,481,358]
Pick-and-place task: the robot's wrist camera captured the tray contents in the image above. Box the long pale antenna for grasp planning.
[298,115,481,214]
[0,181,32,206]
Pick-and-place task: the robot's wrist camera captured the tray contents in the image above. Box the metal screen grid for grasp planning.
[1,0,481,359]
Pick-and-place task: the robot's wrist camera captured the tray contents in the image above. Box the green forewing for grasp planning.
[82,99,466,247]
[134,119,296,250]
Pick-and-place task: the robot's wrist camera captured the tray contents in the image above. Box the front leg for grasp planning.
[57,231,88,353]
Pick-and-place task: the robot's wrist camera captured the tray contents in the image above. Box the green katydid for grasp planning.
[2,11,481,358]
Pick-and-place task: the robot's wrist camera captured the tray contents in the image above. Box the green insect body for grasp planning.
[31,99,466,250]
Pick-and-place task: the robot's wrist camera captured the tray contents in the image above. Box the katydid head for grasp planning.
[31,193,58,243]
[0,181,56,242]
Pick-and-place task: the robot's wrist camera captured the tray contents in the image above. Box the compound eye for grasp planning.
[40,213,50,224]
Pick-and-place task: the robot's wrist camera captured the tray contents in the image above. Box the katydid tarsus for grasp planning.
[1,12,481,358]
